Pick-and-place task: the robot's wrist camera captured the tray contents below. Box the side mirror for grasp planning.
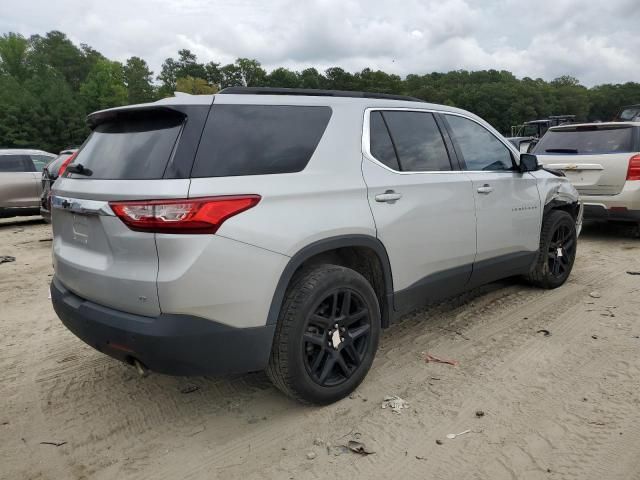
[519,153,540,173]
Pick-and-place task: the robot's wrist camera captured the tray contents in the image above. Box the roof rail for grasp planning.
[218,86,424,102]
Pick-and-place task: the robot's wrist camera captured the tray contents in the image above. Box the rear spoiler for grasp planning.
[87,106,187,129]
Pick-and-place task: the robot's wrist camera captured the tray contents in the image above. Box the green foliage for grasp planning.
[175,76,217,94]
[236,58,266,87]
[0,29,638,152]
[79,59,127,113]
[124,56,156,103]
[0,33,30,80]
[267,67,300,88]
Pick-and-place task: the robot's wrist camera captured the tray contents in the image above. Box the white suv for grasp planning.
[533,122,640,228]
[50,87,582,404]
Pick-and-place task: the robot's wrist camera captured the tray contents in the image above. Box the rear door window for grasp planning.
[381,111,451,172]
[533,126,634,154]
[0,155,30,172]
[445,115,513,171]
[70,112,184,179]
[369,111,400,171]
[192,105,332,177]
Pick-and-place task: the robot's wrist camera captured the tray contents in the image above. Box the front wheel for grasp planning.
[526,210,577,289]
[266,265,380,404]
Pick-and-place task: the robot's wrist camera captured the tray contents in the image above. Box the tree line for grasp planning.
[1,30,639,153]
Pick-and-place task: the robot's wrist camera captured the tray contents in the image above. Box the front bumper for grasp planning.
[51,277,275,376]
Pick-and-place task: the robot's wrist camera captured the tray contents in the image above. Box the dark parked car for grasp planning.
[40,148,78,222]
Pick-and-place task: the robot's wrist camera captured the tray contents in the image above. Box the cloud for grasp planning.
[0,0,638,85]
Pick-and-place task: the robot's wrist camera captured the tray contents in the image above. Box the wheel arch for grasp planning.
[544,198,581,221]
[267,235,394,328]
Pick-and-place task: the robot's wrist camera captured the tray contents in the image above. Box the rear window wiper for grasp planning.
[66,163,93,176]
[544,148,579,154]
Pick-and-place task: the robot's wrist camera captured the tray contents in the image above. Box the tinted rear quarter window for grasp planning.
[71,112,184,179]
[533,126,634,154]
[369,111,400,170]
[0,155,29,172]
[192,105,332,177]
[381,111,451,171]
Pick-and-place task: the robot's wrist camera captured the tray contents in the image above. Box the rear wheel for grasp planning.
[526,210,577,289]
[266,265,380,404]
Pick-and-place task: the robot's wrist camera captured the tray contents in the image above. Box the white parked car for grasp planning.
[533,122,640,227]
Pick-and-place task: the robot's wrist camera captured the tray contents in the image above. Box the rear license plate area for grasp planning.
[72,214,89,244]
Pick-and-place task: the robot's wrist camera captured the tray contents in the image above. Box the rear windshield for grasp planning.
[71,112,184,179]
[191,105,332,177]
[533,126,634,155]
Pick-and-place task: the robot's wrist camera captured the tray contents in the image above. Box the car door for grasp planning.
[361,109,477,315]
[441,113,541,286]
[0,155,39,208]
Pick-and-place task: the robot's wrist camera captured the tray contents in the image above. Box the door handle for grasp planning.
[375,190,402,203]
[477,184,494,194]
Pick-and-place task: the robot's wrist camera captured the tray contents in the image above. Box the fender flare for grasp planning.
[543,198,581,218]
[266,235,394,327]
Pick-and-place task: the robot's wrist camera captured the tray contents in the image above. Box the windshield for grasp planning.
[618,107,640,122]
[533,126,634,155]
[522,124,540,137]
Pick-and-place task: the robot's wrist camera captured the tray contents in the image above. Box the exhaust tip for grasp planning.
[133,358,149,377]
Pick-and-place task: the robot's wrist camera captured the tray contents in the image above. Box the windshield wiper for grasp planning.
[66,163,93,176]
[545,148,579,154]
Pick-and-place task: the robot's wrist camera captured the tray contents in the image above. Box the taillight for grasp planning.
[627,155,640,181]
[58,151,79,177]
[109,195,261,234]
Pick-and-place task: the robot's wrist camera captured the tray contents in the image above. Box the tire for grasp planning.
[526,210,577,289]
[266,264,381,404]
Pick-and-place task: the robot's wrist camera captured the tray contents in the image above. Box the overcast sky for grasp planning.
[1,0,638,86]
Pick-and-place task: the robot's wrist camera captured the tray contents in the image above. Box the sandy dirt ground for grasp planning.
[1,216,640,480]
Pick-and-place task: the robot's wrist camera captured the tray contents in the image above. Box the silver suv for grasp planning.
[50,88,582,404]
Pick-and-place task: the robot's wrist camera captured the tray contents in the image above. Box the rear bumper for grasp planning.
[581,181,640,223]
[51,277,275,376]
[583,204,640,223]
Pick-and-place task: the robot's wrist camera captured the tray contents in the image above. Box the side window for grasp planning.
[445,115,513,171]
[30,155,52,171]
[369,111,400,170]
[382,111,451,172]
[192,105,332,177]
[0,155,29,172]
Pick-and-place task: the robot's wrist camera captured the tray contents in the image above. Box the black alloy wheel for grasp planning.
[527,209,577,289]
[547,223,576,279]
[302,289,371,387]
[267,264,381,404]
